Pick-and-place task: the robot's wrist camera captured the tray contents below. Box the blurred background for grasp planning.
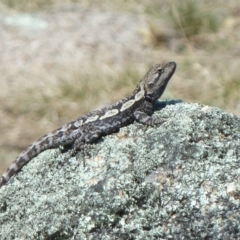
[0,0,239,174]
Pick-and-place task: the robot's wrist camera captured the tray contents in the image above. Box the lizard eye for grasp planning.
[157,67,163,73]
[148,83,154,88]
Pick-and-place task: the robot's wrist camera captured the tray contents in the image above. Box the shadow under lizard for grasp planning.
[0,61,176,188]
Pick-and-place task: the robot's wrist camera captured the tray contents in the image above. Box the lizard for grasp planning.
[0,61,176,188]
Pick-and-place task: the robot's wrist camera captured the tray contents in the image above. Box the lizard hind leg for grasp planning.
[74,130,102,150]
[70,131,102,166]
[60,143,73,153]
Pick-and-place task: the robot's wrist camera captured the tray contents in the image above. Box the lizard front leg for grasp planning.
[133,110,166,126]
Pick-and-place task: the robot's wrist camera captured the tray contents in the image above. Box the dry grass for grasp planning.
[168,0,221,38]
[0,0,240,174]
[1,0,53,10]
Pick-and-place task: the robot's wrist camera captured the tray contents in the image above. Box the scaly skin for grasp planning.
[0,62,176,188]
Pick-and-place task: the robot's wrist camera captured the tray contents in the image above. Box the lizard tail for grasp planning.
[0,135,56,188]
[0,146,39,188]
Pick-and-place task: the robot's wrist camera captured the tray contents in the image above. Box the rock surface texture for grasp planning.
[0,101,240,239]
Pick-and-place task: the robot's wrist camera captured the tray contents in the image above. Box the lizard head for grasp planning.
[143,62,176,102]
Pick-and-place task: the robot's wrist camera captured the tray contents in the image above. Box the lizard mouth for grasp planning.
[165,62,177,77]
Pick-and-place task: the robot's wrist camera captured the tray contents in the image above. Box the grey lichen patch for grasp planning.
[1,101,240,239]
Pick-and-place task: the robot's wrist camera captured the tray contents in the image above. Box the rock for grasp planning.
[1,13,48,30]
[0,101,240,239]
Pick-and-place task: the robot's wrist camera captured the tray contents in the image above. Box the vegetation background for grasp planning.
[0,0,239,174]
